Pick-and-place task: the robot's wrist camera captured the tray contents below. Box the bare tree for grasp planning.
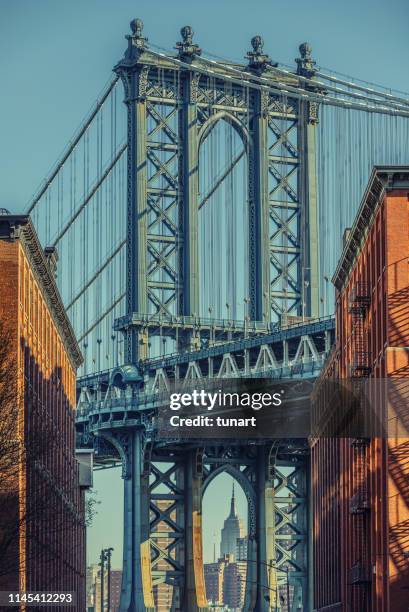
[0,318,22,576]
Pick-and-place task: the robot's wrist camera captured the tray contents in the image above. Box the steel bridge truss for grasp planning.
[76,317,334,611]
[115,22,320,365]
[76,19,329,611]
[80,426,310,611]
[22,15,409,610]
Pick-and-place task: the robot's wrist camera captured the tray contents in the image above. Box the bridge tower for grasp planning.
[114,19,320,364]
[89,19,322,611]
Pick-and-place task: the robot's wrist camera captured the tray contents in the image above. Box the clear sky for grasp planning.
[1,0,409,212]
[1,0,408,571]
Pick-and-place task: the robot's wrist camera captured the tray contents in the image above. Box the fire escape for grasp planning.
[348,282,372,599]
[349,282,371,377]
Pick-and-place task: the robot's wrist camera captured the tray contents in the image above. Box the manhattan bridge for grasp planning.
[26,19,409,611]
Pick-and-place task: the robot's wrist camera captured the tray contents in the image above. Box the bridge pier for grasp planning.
[116,429,154,612]
[181,450,208,611]
[255,446,277,612]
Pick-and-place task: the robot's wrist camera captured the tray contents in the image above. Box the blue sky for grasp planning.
[1,0,408,570]
[1,0,408,211]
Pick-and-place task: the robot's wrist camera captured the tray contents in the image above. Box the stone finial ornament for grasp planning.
[128,18,148,50]
[299,42,313,60]
[296,42,317,78]
[246,35,277,73]
[181,25,193,45]
[251,35,264,55]
[130,18,144,38]
[175,25,202,61]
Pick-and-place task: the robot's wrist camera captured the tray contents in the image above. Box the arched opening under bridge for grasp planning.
[202,471,249,609]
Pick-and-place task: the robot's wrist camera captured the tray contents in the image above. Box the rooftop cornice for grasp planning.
[0,214,83,369]
[332,166,409,293]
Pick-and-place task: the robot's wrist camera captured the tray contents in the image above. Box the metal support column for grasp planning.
[298,100,320,319]
[306,115,319,319]
[119,429,154,612]
[307,457,314,612]
[255,446,275,611]
[116,55,149,361]
[182,450,207,611]
[181,72,199,319]
[244,534,258,611]
[131,86,148,361]
[297,44,320,319]
[251,91,271,324]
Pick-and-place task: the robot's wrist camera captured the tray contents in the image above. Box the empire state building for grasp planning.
[220,484,244,560]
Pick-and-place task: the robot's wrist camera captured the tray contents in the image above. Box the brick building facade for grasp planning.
[312,167,409,611]
[0,214,85,608]
[88,565,122,611]
[204,555,246,609]
[204,560,225,605]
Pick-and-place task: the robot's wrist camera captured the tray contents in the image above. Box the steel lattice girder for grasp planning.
[116,54,319,357]
[146,98,180,317]
[267,107,302,320]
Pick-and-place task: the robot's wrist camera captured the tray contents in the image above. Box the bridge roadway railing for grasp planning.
[115,312,277,335]
[76,316,335,434]
[137,314,335,369]
[77,358,322,420]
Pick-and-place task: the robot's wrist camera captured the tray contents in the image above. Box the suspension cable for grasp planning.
[26,75,120,214]
[147,46,409,118]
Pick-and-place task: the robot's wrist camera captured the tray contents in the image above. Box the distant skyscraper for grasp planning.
[236,536,248,561]
[204,560,225,606]
[86,564,99,610]
[204,484,248,609]
[86,564,122,612]
[204,554,246,610]
[220,484,244,561]
[223,559,247,610]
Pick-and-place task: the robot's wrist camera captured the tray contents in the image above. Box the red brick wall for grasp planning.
[313,190,409,611]
[384,193,409,609]
[0,238,85,608]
